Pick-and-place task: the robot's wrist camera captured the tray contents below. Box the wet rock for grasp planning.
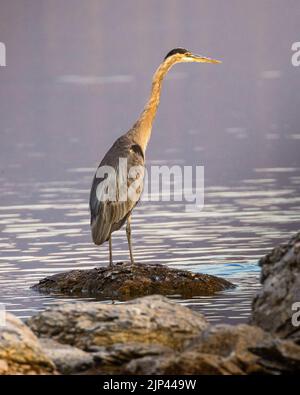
[39,338,94,374]
[251,232,300,343]
[31,262,234,300]
[27,295,208,351]
[0,313,56,374]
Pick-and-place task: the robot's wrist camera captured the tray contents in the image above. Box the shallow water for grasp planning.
[0,1,300,323]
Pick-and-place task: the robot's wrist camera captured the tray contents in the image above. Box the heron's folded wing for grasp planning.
[89,136,144,245]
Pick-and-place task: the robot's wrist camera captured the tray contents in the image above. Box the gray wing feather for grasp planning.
[89,135,144,245]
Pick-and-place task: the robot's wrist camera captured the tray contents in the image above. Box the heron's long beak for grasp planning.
[190,54,221,64]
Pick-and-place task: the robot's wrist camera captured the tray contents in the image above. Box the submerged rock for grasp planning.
[0,313,56,375]
[27,295,208,351]
[251,232,300,343]
[31,262,234,300]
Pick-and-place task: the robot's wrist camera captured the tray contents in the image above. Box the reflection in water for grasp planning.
[0,166,299,323]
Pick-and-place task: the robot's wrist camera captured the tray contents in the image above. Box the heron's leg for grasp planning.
[109,235,113,267]
[126,214,135,265]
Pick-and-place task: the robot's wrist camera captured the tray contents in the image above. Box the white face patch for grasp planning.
[182,55,196,62]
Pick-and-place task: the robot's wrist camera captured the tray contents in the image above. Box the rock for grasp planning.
[249,337,300,374]
[0,313,56,374]
[27,295,208,351]
[91,342,172,366]
[84,343,173,374]
[124,324,300,375]
[39,338,94,374]
[251,232,300,343]
[31,262,234,300]
[124,324,273,375]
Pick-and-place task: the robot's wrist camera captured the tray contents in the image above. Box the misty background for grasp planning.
[0,0,299,183]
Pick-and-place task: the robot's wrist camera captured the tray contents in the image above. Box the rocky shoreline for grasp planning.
[1,232,300,374]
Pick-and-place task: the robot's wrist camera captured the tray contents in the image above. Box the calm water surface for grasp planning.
[0,1,300,323]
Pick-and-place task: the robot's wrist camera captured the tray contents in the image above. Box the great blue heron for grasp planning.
[89,48,221,266]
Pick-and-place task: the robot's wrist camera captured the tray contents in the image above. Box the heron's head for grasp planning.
[164,48,221,65]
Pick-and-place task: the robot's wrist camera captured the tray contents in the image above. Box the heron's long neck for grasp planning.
[129,59,175,152]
